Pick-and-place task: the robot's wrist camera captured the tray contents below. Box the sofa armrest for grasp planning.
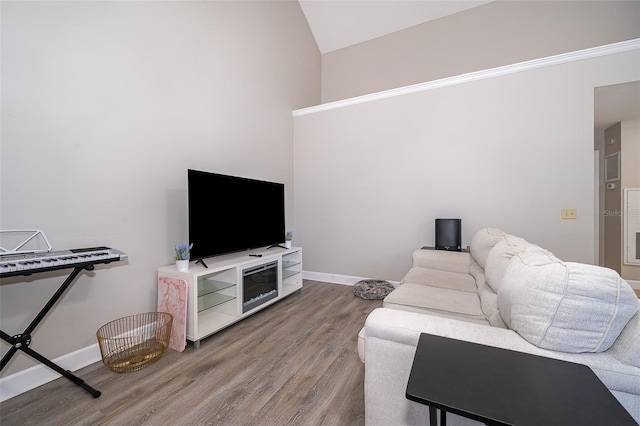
[364,308,512,426]
[363,308,640,425]
[365,308,639,364]
[411,249,474,274]
[365,307,520,350]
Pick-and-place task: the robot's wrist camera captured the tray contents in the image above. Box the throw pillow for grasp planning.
[484,236,538,292]
[499,250,640,353]
[469,228,506,269]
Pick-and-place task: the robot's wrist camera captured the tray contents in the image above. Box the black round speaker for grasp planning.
[435,218,461,251]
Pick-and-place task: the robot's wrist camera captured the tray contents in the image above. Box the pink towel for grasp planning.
[157,276,189,352]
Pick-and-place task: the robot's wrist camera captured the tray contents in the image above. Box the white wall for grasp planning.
[322,0,640,102]
[0,1,320,376]
[293,50,640,282]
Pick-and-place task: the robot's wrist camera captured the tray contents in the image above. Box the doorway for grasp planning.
[594,81,640,277]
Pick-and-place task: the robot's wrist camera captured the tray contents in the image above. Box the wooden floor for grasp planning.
[0,281,382,426]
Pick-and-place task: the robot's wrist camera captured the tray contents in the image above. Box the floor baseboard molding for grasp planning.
[0,273,372,403]
[627,279,639,290]
[0,343,101,402]
[302,270,400,287]
[6,271,626,402]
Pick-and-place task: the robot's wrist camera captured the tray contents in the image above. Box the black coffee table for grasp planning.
[406,333,638,426]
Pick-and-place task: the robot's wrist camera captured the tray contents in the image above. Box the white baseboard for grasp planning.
[0,272,365,403]
[1,273,633,402]
[2,273,354,403]
[0,343,102,402]
[303,271,637,291]
[302,270,400,287]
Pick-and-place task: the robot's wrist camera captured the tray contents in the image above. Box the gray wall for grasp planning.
[322,0,640,102]
[294,50,640,282]
[0,1,320,376]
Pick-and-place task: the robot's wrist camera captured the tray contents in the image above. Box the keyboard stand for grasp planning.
[1,265,102,398]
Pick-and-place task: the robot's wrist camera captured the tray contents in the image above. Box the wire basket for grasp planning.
[96,312,173,373]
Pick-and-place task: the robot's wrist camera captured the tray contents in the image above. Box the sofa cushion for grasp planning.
[470,228,506,269]
[485,236,538,292]
[470,261,507,328]
[401,267,477,293]
[384,283,486,323]
[411,249,474,274]
[499,250,640,353]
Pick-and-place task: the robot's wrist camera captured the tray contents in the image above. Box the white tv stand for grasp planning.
[157,246,302,349]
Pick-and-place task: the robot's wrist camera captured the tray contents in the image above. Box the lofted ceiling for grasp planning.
[298,0,494,54]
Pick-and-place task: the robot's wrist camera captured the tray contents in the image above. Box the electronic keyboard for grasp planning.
[1,245,128,398]
[0,247,127,278]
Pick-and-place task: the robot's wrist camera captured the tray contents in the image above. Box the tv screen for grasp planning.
[188,169,285,259]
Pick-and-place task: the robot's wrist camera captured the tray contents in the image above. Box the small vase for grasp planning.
[176,259,189,272]
[284,241,292,249]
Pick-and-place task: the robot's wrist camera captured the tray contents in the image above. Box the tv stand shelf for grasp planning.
[282,269,298,280]
[158,246,302,349]
[198,292,235,312]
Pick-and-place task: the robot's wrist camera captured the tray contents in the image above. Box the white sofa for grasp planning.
[359,228,640,425]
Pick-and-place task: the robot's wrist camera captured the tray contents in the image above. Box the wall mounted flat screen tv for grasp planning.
[188,169,285,260]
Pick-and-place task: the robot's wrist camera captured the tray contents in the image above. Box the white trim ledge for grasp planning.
[293,38,640,117]
[302,270,400,287]
[0,343,101,402]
